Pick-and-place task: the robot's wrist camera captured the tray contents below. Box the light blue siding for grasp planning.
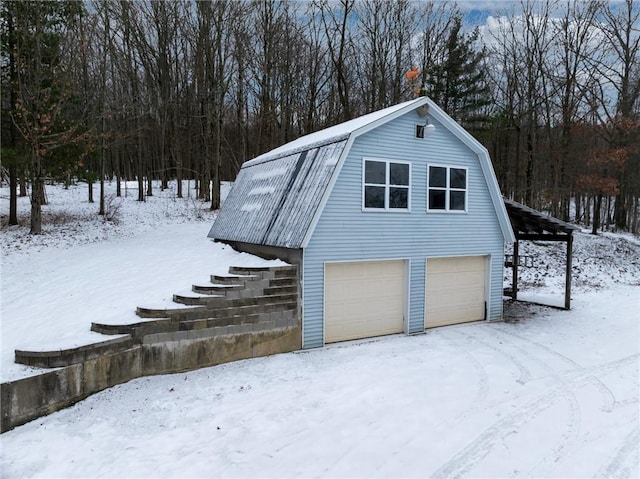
[303,109,505,349]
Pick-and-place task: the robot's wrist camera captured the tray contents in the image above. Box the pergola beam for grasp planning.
[515,234,572,241]
[504,198,579,310]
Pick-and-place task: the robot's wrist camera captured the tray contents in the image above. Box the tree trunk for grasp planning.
[19,174,27,197]
[9,166,18,225]
[525,131,534,205]
[99,177,105,215]
[614,194,627,230]
[137,176,144,202]
[592,194,602,235]
[30,175,45,234]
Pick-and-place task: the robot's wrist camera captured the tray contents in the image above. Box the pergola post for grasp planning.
[512,240,519,300]
[564,233,573,310]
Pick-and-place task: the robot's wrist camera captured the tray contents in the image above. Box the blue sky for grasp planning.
[456,0,521,25]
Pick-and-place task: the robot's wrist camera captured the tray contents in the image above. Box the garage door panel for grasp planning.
[325,260,405,343]
[428,256,485,274]
[426,256,486,328]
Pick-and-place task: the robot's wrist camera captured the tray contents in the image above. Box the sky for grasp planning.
[458,0,521,25]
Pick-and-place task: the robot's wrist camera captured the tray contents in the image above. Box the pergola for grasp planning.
[504,198,580,310]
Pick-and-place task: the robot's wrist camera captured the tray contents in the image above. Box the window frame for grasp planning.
[426,164,468,213]
[362,157,412,212]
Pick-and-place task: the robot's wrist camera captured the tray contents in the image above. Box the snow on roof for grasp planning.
[245,98,426,167]
[210,141,347,248]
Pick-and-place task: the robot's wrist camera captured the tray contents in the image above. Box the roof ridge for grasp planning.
[243,98,426,168]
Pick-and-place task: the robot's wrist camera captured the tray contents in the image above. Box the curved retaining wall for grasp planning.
[1,266,300,433]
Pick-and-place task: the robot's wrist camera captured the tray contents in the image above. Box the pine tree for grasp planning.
[425,15,490,125]
[3,1,84,233]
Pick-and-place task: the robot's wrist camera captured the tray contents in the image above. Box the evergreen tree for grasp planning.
[2,1,84,233]
[425,15,490,125]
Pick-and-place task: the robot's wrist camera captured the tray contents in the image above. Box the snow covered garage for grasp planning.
[209,97,515,349]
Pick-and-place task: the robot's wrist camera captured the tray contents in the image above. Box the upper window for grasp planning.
[427,165,467,212]
[363,159,410,211]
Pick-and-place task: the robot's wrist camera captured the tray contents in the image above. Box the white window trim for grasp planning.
[426,163,468,213]
[362,157,411,212]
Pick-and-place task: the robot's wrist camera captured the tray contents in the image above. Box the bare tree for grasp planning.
[547,0,604,220]
[597,0,640,230]
[356,0,418,110]
[315,0,357,121]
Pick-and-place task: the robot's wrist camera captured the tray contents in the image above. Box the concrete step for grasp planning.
[173,291,298,308]
[210,273,261,285]
[176,313,265,331]
[206,301,297,320]
[91,319,170,335]
[173,291,225,306]
[229,265,297,279]
[15,335,135,368]
[94,306,295,339]
[192,283,244,295]
[264,286,297,296]
[269,277,298,287]
[134,294,296,320]
[136,305,208,319]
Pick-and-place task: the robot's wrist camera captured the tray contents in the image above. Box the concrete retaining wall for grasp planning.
[2,321,300,433]
[1,265,301,433]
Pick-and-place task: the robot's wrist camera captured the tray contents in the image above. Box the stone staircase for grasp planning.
[15,265,299,368]
[4,265,300,433]
[92,265,298,344]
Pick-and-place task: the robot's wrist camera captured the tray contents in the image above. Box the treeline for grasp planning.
[1,0,639,234]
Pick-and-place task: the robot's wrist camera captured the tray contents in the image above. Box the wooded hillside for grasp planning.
[2,0,639,234]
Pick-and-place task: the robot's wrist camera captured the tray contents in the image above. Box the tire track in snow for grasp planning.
[596,426,640,479]
[431,334,638,478]
[451,329,532,385]
[441,330,490,405]
[489,326,638,412]
[487,323,582,368]
[476,326,623,476]
[430,386,577,479]
[431,327,586,478]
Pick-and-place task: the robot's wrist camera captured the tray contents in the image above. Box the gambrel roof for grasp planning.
[209,97,515,248]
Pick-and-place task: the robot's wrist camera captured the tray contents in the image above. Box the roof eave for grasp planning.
[424,98,516,244]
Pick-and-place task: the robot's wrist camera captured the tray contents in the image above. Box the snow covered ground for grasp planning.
[0,181,283,382]
[1,182,639,478]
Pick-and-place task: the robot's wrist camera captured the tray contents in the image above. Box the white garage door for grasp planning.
[325,260,405,343]
[425,256,486,328]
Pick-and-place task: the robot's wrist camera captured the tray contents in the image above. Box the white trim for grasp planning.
[421,98,515,243]
[247,98,427,166]
[484,254,492,321]
[405,258,411,334]
[300,251,306,349]
[300,136,355,248]
[362,157,412,212]
[350,98,429,140]
[424,254,489,329]
[301,98,429,248]
[426,163,468,213]
[322,257,410,346]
